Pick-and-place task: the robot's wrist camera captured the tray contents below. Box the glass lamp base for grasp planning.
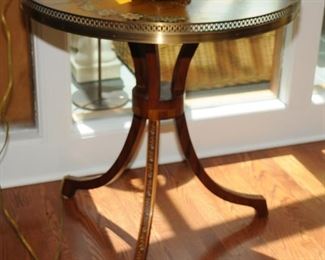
[72,78,129,111]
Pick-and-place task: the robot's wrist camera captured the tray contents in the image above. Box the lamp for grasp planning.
[71,38,129,111]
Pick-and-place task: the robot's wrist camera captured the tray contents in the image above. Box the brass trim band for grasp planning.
[22,1,299,43]
[135,120,160,260]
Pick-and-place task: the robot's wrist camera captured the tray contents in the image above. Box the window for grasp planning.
[69,29,285,121]
[1,0,325,188]
[313,7,325,104]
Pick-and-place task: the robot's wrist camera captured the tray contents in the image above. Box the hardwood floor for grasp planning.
[1,141,324,259]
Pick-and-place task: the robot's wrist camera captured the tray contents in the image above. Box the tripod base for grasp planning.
[63,43,268,260]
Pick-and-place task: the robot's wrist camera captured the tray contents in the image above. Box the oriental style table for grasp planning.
[22,0,299,259]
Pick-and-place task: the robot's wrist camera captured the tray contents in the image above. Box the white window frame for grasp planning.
[1,0,325,188]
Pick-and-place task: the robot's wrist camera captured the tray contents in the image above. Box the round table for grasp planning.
[22,1,299,259]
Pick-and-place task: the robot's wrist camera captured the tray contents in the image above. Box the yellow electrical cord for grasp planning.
[0,1,63,259]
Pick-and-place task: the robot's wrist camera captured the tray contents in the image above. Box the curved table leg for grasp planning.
[135,120,160,260]
[61,115,146,199]
[175,114,268,218]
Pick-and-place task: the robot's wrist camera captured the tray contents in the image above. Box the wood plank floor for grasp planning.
[1,141,324,259]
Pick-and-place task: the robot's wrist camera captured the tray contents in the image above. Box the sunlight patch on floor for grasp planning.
[273,154,325,197]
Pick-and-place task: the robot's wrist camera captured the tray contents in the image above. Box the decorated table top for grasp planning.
[22,0,299,43]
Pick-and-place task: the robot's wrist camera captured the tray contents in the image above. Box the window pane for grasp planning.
[69,29,285,120]
[313,8,325,104]
[314,9,325,89]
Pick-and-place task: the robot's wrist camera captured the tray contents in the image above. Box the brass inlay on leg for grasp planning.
[134,120,160,260]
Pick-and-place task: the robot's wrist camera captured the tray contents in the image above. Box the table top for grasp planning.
[22,0,299,43]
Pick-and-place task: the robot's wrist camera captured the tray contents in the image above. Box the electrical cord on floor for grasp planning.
[0,1,63,259]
